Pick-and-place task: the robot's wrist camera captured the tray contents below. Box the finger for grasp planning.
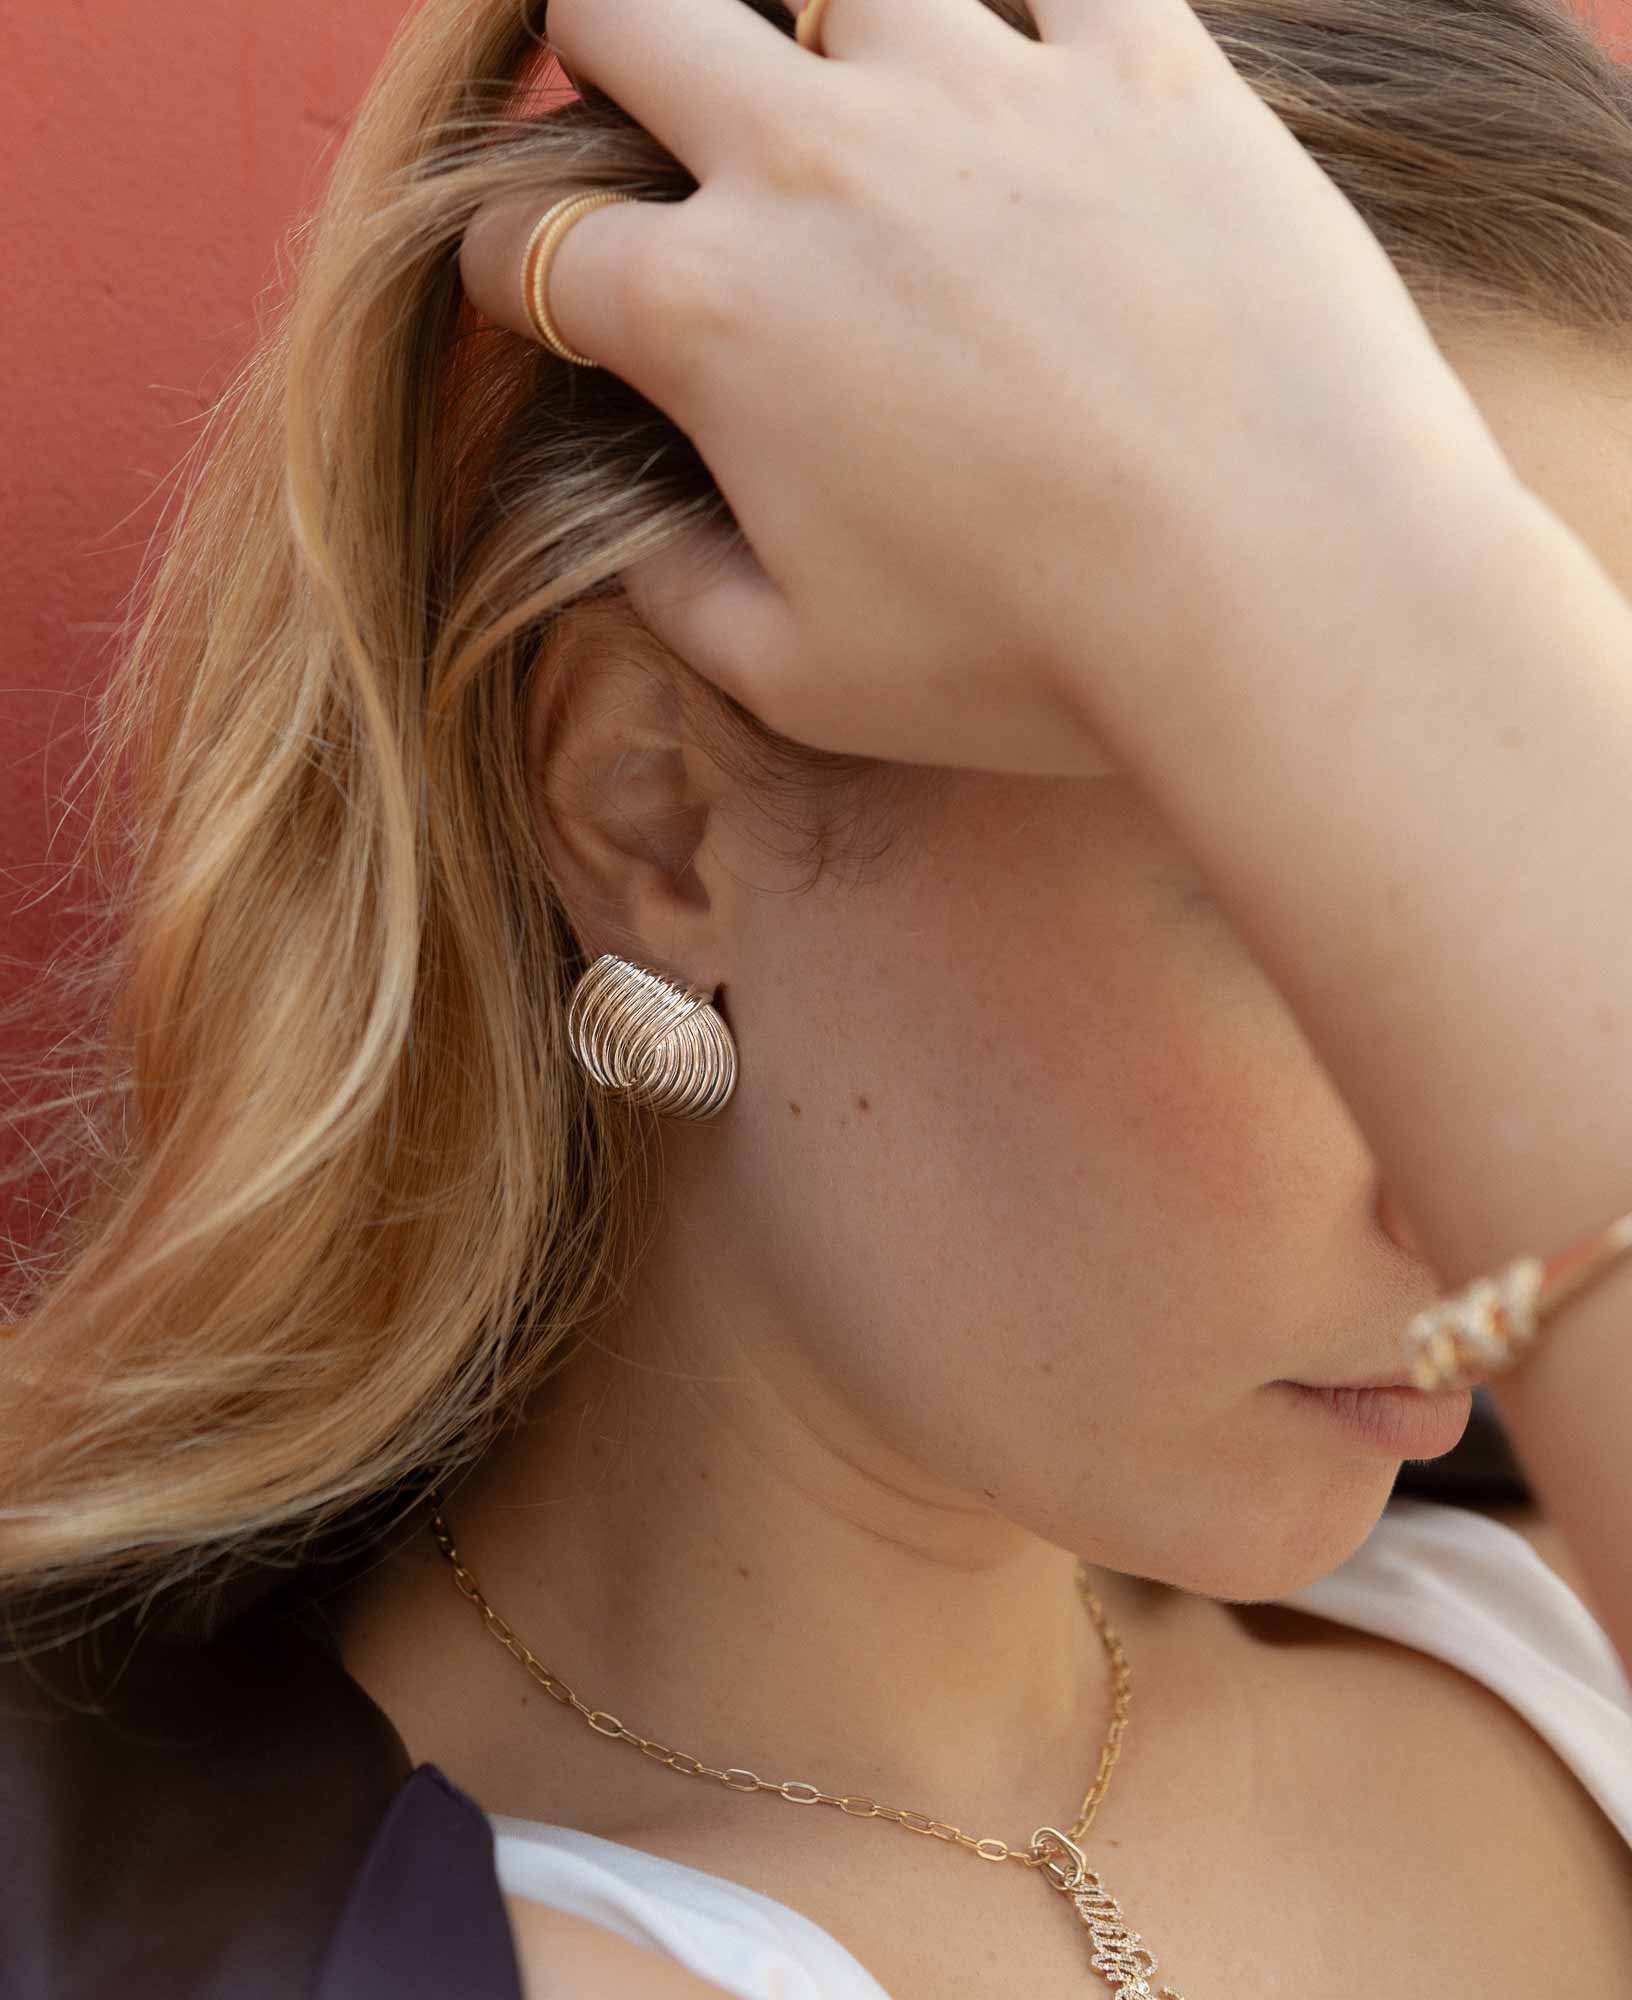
[779,0,1026,66]
[546,0,817,180]
[1029,0,1223,66]
[461,191,679,392]
[620,529,804,735]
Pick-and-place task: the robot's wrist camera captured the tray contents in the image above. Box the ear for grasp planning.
[524,599,739,994]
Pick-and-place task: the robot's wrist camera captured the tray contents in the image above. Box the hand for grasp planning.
[461,0,1519,778]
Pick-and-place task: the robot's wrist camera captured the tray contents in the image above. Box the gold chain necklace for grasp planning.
[426,1490,1187,1998]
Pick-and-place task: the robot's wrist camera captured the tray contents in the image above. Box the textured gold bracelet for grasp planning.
[1404,1207,1632,1391]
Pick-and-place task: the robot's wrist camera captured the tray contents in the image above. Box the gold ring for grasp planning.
[520,191,637,368]
[794,0,834,55]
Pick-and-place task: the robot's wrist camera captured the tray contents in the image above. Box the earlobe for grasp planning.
[523,599,735,987]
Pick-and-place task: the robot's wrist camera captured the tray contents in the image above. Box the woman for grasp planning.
[2,0,1630,1994]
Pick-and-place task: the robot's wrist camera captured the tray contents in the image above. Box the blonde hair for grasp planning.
[3,0,1630,1655]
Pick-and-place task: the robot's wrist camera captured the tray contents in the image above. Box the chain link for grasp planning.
[425,1487,1132,1874]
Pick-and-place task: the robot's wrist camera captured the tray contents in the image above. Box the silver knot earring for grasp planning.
[564,952,738,1121]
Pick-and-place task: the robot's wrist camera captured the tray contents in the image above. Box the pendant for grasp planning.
[1031,1827,1188,2000]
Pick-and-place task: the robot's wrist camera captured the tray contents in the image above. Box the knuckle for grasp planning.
[1095,21,1221,103]
[721,92,809,179]
[630,207,744,346]
[607,204,748,406]
[751,80,878,201]
[932,40,1036,125]
[755,130,846,204]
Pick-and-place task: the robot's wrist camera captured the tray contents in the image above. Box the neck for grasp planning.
[332,1238,1234,1848]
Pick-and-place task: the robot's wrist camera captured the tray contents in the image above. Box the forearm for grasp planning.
[1067,478,1632,1665]
[1487,1279,1632,1666]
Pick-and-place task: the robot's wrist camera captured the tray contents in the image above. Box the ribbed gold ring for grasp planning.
[520,191,638,368]
[794,0,835,55]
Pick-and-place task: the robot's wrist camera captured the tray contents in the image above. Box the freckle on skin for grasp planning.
[789,1101,802,1117]
[737,1565,751,1580]
[855,1094,870,1112]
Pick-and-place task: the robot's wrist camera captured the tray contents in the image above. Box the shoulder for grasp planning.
[503,1893,738,2000]
[1466,1503,1603,1617]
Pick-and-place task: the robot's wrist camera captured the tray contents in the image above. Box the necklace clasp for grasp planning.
[1030,1824,1088,1892]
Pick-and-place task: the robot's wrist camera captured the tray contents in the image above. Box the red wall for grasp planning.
[2,1,1630,1234]
[0,5,415,868]
[0,1,413,1244]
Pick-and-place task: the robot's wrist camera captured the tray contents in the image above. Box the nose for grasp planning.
[1376,1182,1426,1260]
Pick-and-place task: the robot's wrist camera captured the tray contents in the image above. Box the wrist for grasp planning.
[1048,461,1558,784]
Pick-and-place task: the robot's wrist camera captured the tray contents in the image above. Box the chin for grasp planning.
[1141,1463,1400,1605]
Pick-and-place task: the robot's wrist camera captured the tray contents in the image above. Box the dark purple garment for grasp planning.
[315,1766,525,2000]
[0,1584,523,2000]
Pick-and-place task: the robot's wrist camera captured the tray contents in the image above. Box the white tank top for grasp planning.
[487,1500,1632,2000]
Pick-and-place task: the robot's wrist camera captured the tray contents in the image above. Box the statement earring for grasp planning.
[564,953,738,1121]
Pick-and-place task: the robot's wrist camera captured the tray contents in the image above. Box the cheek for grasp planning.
[1018,950,1367,1261]
[743,770,1375,1345]
[873,796,1374,1319]
[718,776,1408,1590]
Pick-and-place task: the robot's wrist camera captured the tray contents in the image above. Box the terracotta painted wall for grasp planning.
[0,2,415,1243]
[2,1,1631,1238]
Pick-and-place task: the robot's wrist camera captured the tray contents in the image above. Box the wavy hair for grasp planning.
[3,0,1630,1656]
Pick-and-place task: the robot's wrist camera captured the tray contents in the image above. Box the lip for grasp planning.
[1310,1373,1428,1392]
[1273,1379,1473,1458]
